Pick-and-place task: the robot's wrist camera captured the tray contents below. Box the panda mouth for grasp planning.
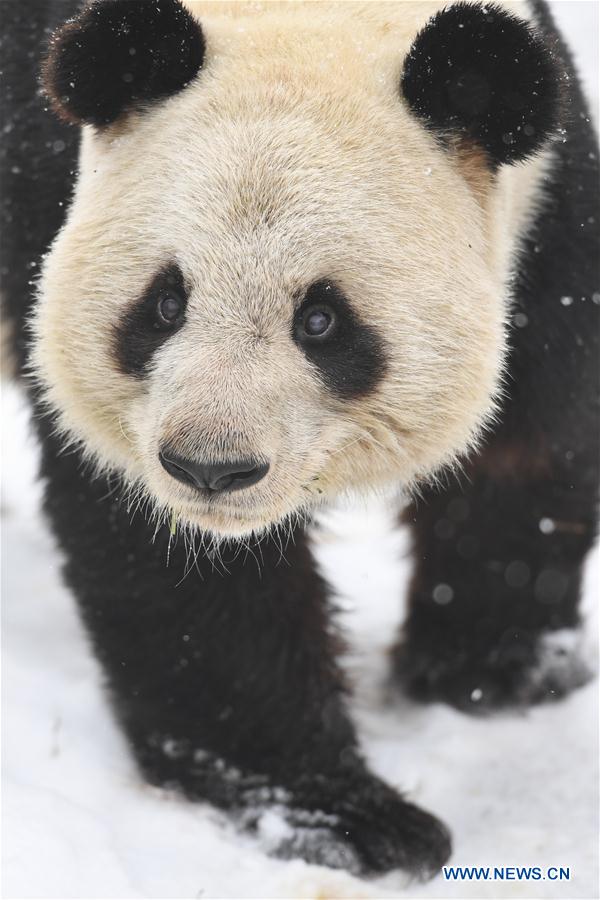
[162,484,307,537]
[172,495,272,526]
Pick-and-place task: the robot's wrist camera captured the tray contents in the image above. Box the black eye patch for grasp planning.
[114,263,188,377]
[292,280,387,399]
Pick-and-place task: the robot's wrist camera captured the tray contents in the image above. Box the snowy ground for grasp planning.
[2,3,599,899]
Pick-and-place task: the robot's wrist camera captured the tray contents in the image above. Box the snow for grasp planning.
[2,4,598,896]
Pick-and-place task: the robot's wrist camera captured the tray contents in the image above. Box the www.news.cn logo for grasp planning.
[443,866,571,882]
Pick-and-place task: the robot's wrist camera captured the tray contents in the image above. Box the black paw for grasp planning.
[393,627,592,712]
[242,770,451,878]
[136,737,450,878]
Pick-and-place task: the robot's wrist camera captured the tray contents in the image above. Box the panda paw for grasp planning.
[393,627,593,712]
[242,770,451,878]
[140,736,450,877]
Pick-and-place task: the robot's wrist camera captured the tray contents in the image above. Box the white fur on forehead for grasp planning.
[32,0,545,537]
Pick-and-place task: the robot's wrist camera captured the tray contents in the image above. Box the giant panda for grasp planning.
[2,0,598,879]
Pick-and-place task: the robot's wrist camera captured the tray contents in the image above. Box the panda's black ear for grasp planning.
[43,0,205,127]
[401,2,563,166]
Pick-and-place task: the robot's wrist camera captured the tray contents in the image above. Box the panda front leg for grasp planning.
[38,423,449,878]
[393,447,597,712]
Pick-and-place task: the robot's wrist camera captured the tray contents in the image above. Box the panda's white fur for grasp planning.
[32,0,550,539]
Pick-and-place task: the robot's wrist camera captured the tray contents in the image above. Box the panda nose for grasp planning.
[159,448,269,493]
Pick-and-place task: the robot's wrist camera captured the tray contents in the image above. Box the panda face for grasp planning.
[32,3,528,539]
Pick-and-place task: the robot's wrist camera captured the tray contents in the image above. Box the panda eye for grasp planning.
[301,304,336,340]
[155,292,184,328]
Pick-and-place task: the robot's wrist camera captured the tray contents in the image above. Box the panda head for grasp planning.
[32,0,562,539]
